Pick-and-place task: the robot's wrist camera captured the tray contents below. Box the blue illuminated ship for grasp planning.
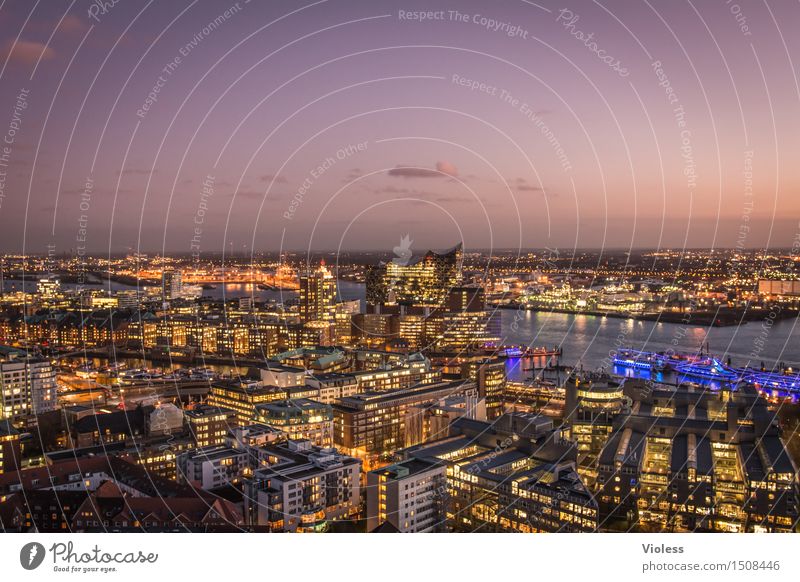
[674,357,739,382]
[612,349,667,371]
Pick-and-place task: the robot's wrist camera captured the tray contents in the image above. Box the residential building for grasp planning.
[367,458,447,532]
[242,439,361,532]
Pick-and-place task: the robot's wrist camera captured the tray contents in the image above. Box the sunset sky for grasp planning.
[0,0,798,255]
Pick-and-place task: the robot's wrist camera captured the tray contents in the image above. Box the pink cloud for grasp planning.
[1,39,56,64]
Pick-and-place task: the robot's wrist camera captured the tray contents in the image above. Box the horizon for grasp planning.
[1,245,798,257]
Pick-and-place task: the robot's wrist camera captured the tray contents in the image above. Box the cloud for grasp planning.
[514,177,545,193]
[388,160,458,178]
[1,39,55,64]
[259,173,288,184]
[376,185,410,194]
[342,168,362,182]
[58,15,89,35]
[116,168,158,176]
[435,160,458,177]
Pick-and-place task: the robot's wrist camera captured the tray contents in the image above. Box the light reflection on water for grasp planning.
[499,309,800,382]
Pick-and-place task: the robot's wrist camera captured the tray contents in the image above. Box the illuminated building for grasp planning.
[208,380,281,425]
[247,318,280,356]
[116,290,142,309]
[37,277,61,299]
[113,437,195,481]
[333,379,478,457]
[242,439,361,532]
[302,320,335,347]
[758,279,800,296]
[299,261,336,323]
[426,309,500,351]
[500,462,599,532]
[255,398,334,447]
[564,373,627,485]
[305,373,359,404]
[269,347,349,372]
[395,313,426,349]
[161,268,183,301]
[0,346,57,422]
[596,384,799,532]
[366,458,447,532]
[399,413,594,532]
[445,285,486,312]
[215,325,250,356]
[351,357,438,392]
[353,348,410,371]
[352,313,394,348]
[71,409,146,448]
[461,358,506,420]
[260,364,305,388]
[366,243,462,307]
[185,405,237,447]
[177,444,251,489]
[0,419,21,474]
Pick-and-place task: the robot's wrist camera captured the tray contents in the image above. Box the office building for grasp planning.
[208,380,282,425]
[399,413,596,532]
[596,384,799,532]
[255,398,334,447]
[333,379,478,458]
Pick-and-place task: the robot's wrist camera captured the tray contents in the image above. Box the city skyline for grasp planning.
[0,0,798,254]
[0,0,798,545]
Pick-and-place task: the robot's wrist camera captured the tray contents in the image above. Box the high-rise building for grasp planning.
[366,243,462,307]
[462,357,507,420]
[0,346,57,421]
[299,261,336,323]
[161,268,183,300]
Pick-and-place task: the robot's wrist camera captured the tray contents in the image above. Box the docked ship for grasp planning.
[612,348,666,372]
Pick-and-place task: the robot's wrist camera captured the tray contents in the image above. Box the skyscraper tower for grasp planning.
[162,268,183,301]
[299,261,336,323]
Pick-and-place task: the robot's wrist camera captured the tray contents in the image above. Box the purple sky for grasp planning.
[0,0,798,255]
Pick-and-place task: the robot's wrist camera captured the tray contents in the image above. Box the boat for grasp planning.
[674,358,739,382]
[735,368,800,393]
[612,349,666,372]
